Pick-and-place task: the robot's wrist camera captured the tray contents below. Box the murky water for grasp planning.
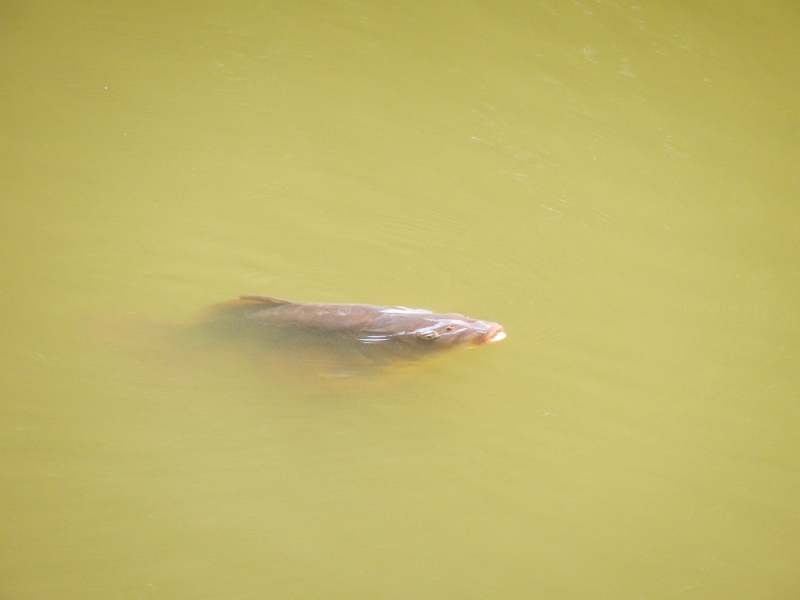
[1,1,798,598]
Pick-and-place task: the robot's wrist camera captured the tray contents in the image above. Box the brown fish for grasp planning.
[194,295,505,372]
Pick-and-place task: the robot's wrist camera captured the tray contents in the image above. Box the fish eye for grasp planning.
[418,331,439,340]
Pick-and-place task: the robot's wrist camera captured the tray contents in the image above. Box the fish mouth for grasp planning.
[483,323,506,344]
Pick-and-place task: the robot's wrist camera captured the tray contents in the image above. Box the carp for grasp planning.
[193,295,505,373]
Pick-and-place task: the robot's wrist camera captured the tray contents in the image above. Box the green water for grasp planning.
[1,1,798,598]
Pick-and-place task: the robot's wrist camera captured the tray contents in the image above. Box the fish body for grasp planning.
[197,295,505,368]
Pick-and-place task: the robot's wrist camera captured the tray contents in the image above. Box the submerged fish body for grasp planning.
[196,295,505,370]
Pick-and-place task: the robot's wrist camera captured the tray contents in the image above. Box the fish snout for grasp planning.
[481,322,506,345]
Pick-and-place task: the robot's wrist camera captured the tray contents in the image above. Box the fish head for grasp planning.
[408,313,506,350]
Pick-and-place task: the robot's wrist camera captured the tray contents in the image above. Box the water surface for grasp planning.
[1,1,798,598]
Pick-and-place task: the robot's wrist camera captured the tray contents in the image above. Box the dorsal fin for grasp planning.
[194,295,292,323]
[239,295,293,306]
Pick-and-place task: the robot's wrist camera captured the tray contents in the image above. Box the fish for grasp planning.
[192,295,505,373]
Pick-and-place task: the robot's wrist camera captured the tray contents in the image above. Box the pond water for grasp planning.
[1,1,798,598]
